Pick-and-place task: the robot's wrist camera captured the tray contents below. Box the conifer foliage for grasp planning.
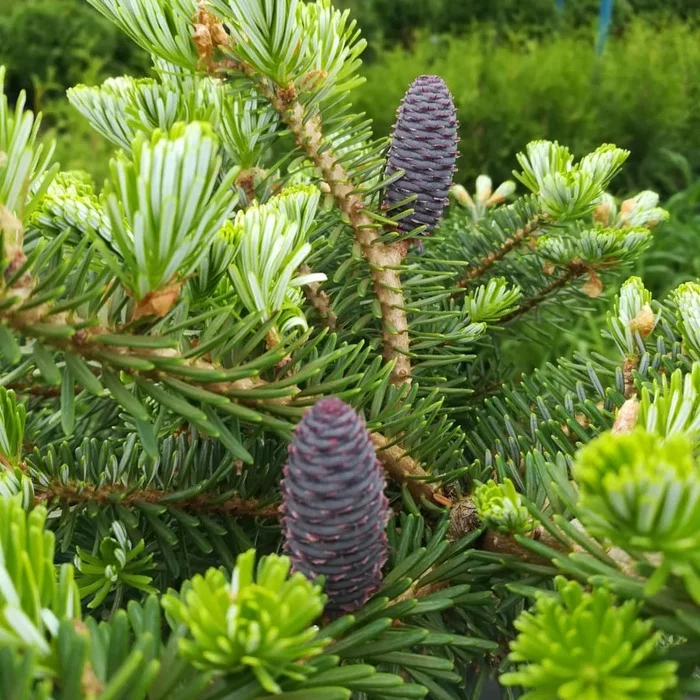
[0,0,699,698]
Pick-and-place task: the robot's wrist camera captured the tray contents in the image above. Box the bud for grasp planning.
[486,179,516,207]
[582,269,603,298]
[620,191,668,228]
[450,184,474,209]
[621,190,659,216]
[475,175,492,203]
[593,193,617,226]
[627,303,655,338]
[611,398,640,434]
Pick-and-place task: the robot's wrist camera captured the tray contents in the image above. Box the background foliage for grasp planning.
[4,0,700,195]
[354,19,700,198]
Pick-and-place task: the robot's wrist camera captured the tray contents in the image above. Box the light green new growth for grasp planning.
[639,364,700,442]
[502,577,678,700]
[0,498,81,659]
[515,141,629,219]
[75,521,156,609]
[225,185,325,333]
[104,122,238,302]
[162,550,327,693]
[575,429,700,601]
[473,478,534,534]
[0,66,57,223]
[606,276,656,356]
[0,387,25,469]
[674,281,700,360]
[463,277,521,324]
[68,73,220,152]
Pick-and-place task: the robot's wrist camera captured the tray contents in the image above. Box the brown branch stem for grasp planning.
[497,261,588,324]
[280,100,411,385]
[7,381,74,399]
[2,304,450,506]
[621,357,639,401]
[32,436,448,517]
[1,308,447,505]
[371,433,452,507]
[455,216,543,291]
[299,263,336,330]
[213,57,412,383]
[481,527,565,565]
[35,482,280,518]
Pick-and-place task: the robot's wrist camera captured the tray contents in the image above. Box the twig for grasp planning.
[1,302,449,505]
[481,527,566,565]
[621,357,639,401]
[32,429,451,512]
[211,54,412,384]
[280,100,411,385]
[299,263,336,330]
[35,482,280,518]
[468,379,505,404]
[33,431,451,512]
[370,433,452,507]
[497,261,588,324]
[455,216,543,291]
[7,382,75,399]
[391,574,452,623]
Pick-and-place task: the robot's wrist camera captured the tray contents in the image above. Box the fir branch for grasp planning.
[212,54,412,384]
[0,306,448,503]
[34,482,280,518]
[1,306,295,409]
[497,261,588,324]
[299,263,336,329]
[281,99,411,385]
[455,214,544,290]
[370,432,452,506]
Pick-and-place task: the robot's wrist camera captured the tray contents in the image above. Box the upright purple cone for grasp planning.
[383,75,459,237]
[280,397,389,615]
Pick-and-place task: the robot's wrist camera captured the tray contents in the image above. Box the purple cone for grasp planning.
[383,75,459,237]
[280,397,389,615]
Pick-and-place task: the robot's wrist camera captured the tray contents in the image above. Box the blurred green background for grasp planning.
[3,0,700,366]
[3,0,700,193]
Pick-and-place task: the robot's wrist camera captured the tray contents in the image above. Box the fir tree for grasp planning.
[0,1,698,698]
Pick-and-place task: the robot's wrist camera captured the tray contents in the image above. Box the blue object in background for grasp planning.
[555,0,614,55]
[596,0,614,54]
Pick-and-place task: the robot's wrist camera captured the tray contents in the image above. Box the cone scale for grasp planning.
[281,397,389,615]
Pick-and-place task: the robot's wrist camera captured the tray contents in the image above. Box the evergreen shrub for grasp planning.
[0,1,699,698]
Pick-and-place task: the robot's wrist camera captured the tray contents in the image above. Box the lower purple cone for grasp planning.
[280,397,389,615]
